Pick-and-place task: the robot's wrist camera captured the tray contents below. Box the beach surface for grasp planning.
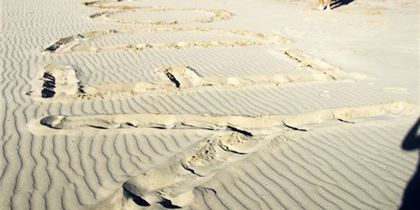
[1,0,419,209]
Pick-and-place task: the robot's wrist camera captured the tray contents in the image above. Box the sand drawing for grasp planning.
[28,101,418,209]
[30,101,415,135]
[43,27,290,54]
[280,49,368,80]
[9,0,415,210]
[28,54,368,102]
[82,0,234,25]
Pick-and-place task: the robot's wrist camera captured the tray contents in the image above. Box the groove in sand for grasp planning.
[279,48,369,81]
[29,62,366,102]
[27,64,85,100]
[83,101,418,209]
[83,0,234,25]
[29,101,417,135]
[43,27,290,54]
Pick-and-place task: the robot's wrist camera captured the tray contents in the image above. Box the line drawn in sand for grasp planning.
[279,48,369,81]
[28,51,368,102]
[29,101,418,209]
[83,0,234,25]
[43,27,290,54]
[30,101,416,136]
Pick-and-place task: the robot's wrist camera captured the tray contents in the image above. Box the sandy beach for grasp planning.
[1,0,419,209]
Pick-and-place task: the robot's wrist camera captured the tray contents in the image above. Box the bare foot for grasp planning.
[317,5,325,10]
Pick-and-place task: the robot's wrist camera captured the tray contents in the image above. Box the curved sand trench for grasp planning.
[42,27,290,54]
[83,0,234,25]
[28,101,419,209]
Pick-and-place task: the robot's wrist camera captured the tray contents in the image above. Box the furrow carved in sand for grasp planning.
[156,66,357,90]
[279,48,369,81]
[82,0,234,25]
[89,131,262,209]
[43,27,289,54]
[84,102,419,209]
[28,101,418,136]
[29,62,366,102]
[88,8,234,25]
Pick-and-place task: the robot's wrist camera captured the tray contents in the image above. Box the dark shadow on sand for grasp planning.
[400,118,420,210]
[331,0,354,10]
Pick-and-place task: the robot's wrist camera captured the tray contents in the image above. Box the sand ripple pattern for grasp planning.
[0,0,418,210]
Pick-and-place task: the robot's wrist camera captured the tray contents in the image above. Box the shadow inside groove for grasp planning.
[159,198,182,209]
[122,187,150,207]
[41,72,56,98]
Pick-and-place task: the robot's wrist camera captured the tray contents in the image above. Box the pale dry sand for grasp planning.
[1,0,419,209]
